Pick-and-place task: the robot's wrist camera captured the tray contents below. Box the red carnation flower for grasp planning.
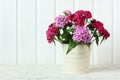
[67,10,92,27]
[103,29,110,39]
[73,10,86,26]
[67,14,75,21]
[92,20,105,35]
[84,11,92,19]
[94,21,104,34]
[90,19,110,39]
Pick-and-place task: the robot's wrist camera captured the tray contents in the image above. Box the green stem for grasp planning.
[91,29,97,38]
[90,34,102,44]
[91,39,95,43]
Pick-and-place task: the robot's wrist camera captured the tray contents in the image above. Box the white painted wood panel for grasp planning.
[37,0,55,64]
[94,0,113,66]
[113,0,120,66]
[74,0,93,11]
[17,0,36,64]
[0,0,16,64]
[55,0,74,64]
[0,0,119,66]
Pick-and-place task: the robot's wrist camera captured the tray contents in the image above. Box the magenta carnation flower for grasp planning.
[73,26,91,43]
[54,15,67,28]
[46,24,58,43]
[67,10,92,27]
[47,36,53,43]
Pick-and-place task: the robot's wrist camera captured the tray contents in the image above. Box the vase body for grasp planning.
[63,44,90,74]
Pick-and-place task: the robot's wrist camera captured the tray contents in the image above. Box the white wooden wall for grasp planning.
[0,0,119,66]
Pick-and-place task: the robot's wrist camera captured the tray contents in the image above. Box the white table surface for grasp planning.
[0,65,120,80]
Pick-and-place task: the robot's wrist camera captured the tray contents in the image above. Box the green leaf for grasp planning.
[89,26,94,31]
[86,43,91,47]
[53,36,62,44]
[95,36,99,46]
[92,29,99,46]
[66,40,79,54]
[91,29,97,38]
[54,29,63,44]
[100,36,104,44]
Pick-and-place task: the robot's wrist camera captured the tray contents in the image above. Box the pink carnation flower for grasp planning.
[63,10,72,16]
[54,15,67,28]
[73,26,91,43]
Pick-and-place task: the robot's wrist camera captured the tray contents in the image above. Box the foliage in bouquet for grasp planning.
[46,10,110,54]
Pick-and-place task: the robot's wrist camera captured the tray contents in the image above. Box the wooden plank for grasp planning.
[37,0,55,64]
[113,0,120,65]
[0,0,16,64]
[56,0,74,14]
[74,0,93,11]
[94,0,113,66]
[17,0,36,64]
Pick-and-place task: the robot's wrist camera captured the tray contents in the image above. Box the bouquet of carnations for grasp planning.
[46,10,110,54]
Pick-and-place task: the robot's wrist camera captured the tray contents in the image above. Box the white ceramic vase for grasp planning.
[63,44,91,74]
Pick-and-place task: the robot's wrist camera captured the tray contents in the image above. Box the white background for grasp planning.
[0,0,119,66]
